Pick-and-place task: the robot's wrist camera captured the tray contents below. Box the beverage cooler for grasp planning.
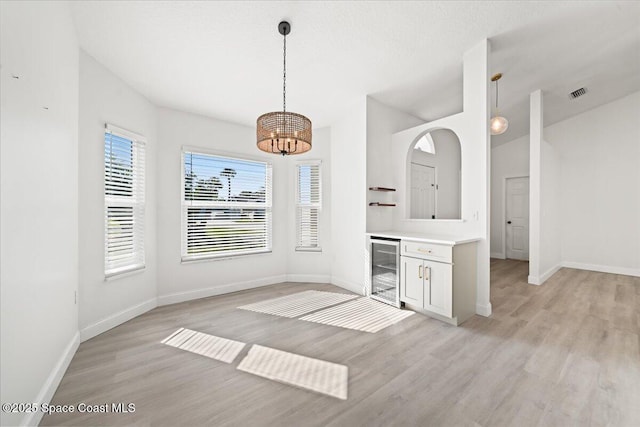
[369,238,400,308]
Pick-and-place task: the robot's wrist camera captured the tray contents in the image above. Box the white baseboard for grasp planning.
[80,297,157,342]
[561,261,640,277]
[541,264,562,283]
[528,275,541,285]
[475,302,492,317]
[22,331,80,426]
[528,263,562,286]
[157,275,287,306]
[490,252,506,259]
[331,276,365,295]
[286,274,331,284]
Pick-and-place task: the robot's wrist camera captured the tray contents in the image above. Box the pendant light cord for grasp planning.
[495,78,499,111]
[283,32,287,113]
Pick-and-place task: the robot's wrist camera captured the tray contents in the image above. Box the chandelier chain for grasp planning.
[283,33,287,112]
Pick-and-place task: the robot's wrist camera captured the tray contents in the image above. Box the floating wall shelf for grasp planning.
[369,187,396,207]
[368,187,396,192]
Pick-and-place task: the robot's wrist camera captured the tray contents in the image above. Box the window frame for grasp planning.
[180,146,273,262]
[104,124,146,279]
[295,160,322,252]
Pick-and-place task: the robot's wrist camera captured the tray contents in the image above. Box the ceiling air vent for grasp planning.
[569,87,587,100]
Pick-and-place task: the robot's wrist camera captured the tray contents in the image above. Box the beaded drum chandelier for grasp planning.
[257,21,312,156]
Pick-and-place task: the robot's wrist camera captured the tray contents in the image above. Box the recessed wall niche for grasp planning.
[407,129,461,220]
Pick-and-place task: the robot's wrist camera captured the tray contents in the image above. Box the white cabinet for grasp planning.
[401,256,423,306]
[400,240,477,326]
[424,259,453,317]
[401,257,452,317]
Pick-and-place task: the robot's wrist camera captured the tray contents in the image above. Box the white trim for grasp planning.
[475,302,492,317]
[528,263,562,285]
[180,149,273,260]
[104,264,145,281]
[181,250,272,264]
[490,252,506,259]
[401,219,465,223]
[80,298,158,342]
[157,275,287,306]
[105,123,146,143]
[22,331,80,427]
[330,276,364,295]
[286,274,331,283]
[104,131,146,275]
[296,160,322,250]
[181,144,270,164]
[561,261,640,278]
[295,247,322,253]
[296,159,323,166]
[541,263,562,283]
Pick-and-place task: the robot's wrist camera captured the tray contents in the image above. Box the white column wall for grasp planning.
[389,40,492,316]
[330,99,368,294]
[528,90,543,284]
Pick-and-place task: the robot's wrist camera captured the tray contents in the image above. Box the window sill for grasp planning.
[295,247,322,253]
[181,250,272,264]
[105,265,145,281]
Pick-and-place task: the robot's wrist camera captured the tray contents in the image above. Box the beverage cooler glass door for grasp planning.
[370,239,400,307]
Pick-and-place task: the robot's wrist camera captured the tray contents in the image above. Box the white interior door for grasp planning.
[505,176,530,260]
[410,163,436,219]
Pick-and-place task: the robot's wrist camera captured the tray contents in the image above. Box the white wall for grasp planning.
[539,138,561,280]
[78,51,158,340]
[548,91,640,276]
[285,127,333,282]
[366,97,424,232]
[0,2,79,426]
[156,108,290,304]
[528,90,543,284]
[500,90,639,282]
[331,99,368,293]
[390,40,492,316]
[529,89,562,285]
[490,135,530,258]
[411,129,461,219]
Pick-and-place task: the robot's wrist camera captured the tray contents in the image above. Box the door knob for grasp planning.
[507,221,512,224]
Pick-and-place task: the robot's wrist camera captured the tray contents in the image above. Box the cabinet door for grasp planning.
[401,256,424,307]
[424,260,452,317]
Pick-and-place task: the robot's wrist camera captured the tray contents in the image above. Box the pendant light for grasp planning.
[490,73,509,136]
[257,21,312,156]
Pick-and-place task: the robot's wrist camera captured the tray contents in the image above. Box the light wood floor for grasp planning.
[41,260,640,426]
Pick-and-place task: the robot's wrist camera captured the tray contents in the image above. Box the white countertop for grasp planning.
[366,230,482,245]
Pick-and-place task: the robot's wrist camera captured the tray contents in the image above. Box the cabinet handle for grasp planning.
[424,266,430,281]
[418,265,423,279]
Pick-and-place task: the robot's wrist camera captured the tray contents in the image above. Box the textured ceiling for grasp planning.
[70,1,640,145]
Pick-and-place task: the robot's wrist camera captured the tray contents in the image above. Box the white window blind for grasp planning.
[296,161,321,251]
[182,150,272,261]
[104,125,146,277]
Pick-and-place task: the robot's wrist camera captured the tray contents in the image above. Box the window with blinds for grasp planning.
[182,150,272,261]
[104,125,146,277]
[296,161,321,251]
